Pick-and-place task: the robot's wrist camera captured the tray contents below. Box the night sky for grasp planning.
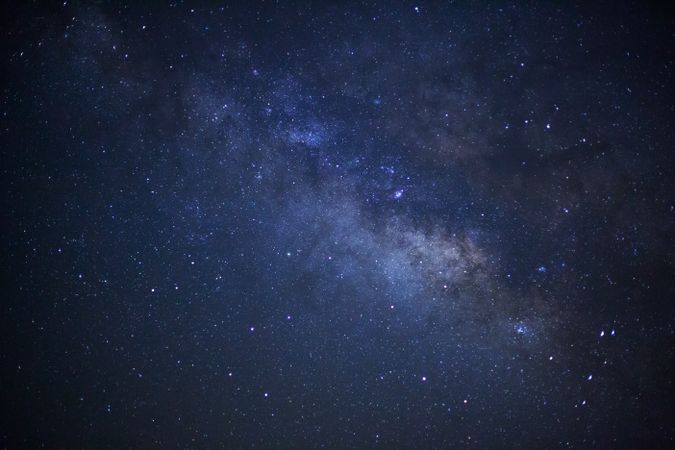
[2,1,675,448]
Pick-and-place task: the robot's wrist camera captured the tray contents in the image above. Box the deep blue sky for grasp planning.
[2,1,674,448]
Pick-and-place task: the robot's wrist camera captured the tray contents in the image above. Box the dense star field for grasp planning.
[2,1,674,448]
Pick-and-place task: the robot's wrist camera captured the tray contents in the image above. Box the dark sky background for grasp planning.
[2,1,674,448]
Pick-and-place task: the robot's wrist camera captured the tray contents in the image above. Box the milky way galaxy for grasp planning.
[2,2,674,448]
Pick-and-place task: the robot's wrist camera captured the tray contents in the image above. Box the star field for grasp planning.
[1,1,674,448]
